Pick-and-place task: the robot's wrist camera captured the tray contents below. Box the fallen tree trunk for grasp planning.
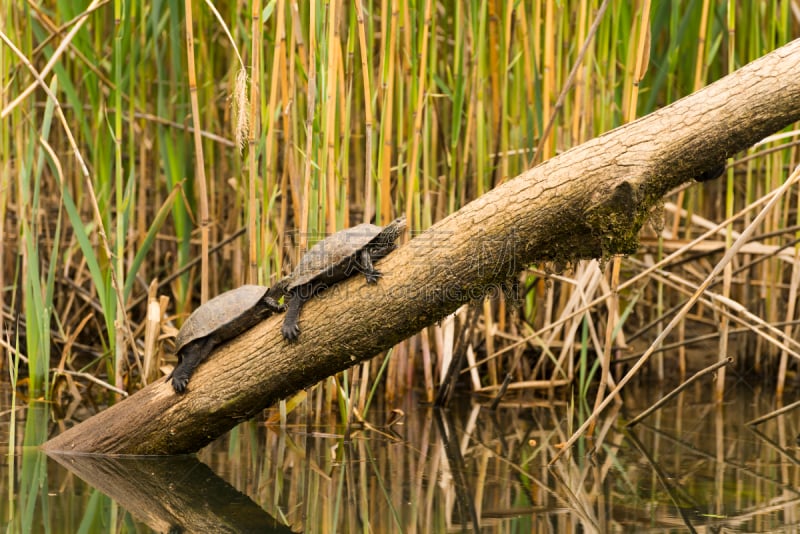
[43,38,800,455]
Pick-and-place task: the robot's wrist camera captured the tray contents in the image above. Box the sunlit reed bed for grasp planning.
[1,1,798,422]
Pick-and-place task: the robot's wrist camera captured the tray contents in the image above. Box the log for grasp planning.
[43,38,800,455]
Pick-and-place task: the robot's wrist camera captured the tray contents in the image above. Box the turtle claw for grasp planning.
[365,270,383,284]
[171,374,188,394]
[282,322,301,341]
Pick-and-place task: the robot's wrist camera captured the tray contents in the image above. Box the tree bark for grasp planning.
[43,38,800,455]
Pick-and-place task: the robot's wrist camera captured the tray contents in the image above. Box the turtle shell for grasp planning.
[286,218,405,290]
[175,285,270,353]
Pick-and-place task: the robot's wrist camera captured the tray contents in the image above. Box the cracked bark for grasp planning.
[43,38,800,455]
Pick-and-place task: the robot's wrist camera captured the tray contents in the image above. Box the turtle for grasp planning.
[279,216,406,341]
[168,284,286,393]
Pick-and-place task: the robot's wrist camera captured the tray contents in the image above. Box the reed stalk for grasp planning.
[183,0,210,303]
[299,2,317,251]
[247,0,261,283]
[717,0,734,400]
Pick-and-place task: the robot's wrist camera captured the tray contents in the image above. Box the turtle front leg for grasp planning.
[170,336,216,393]
[360,248,382,284]
[281,289,311,341]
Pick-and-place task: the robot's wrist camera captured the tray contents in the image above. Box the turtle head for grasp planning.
[266,276,292,300]
[381,215,407,243]
[368,216,407,259]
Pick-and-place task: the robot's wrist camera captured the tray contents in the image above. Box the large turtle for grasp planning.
[169,284,285,393]
[279,216,406,341]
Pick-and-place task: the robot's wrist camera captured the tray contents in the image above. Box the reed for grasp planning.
[0,1,797,416]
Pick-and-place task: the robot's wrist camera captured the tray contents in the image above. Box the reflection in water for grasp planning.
[203,382,800,532]
[45,453,294,533]
[4,381,800,532]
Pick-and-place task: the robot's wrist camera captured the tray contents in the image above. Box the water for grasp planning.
[2,379,800,532]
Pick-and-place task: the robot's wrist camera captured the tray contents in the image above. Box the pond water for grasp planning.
[2,376,800,533]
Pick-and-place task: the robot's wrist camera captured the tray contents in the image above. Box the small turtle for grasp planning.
[169,284,285,393]
[280,216,406,341]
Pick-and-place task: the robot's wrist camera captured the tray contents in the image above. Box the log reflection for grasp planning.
[45,451,295,533]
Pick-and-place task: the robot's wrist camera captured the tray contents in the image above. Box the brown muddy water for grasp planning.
[2,375,800,533]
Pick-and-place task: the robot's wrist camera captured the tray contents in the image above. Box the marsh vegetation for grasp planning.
[2,0,800,531]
